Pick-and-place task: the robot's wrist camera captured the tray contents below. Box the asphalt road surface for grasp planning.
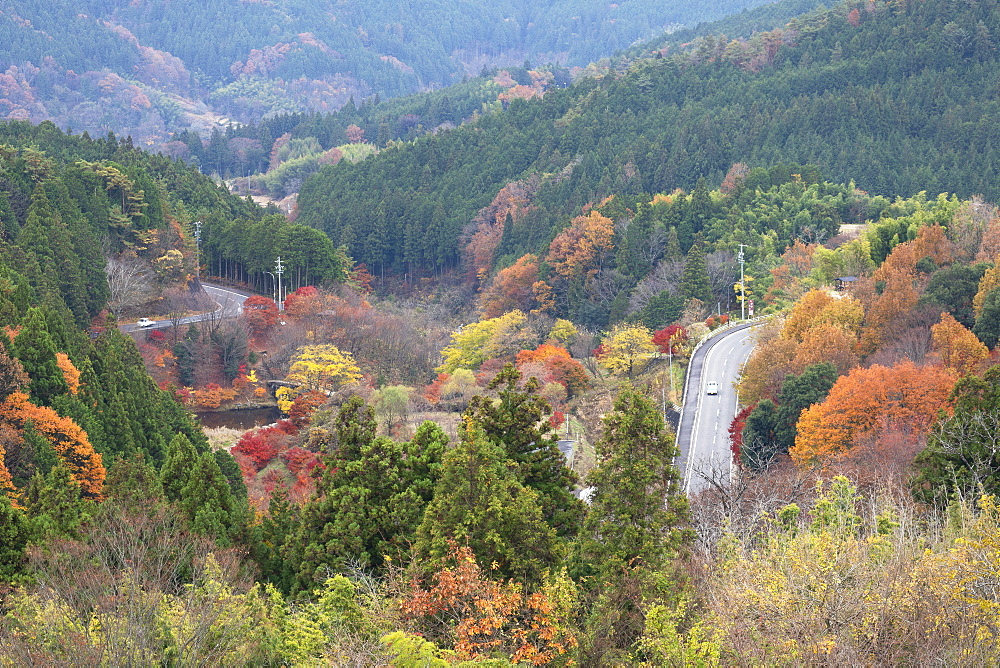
[676,322,763,495]
[121,282,249,333]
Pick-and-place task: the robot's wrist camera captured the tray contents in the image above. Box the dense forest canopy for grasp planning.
[0,0,780,146]
[296,0,1000,308]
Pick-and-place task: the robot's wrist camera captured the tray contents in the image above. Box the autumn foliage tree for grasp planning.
[515,344,590,397]
[479,254,541,318]
[931,312,990,377]
[597,324,656,377]
[652,325,688,355]
[546,210,615,284]
[286,344,362,393]
[400,542,577,664]
[241,295,280,337]
[791,360,956,465]
[283,286,326,320]
[0,391,105,498]
[859,225,954,355]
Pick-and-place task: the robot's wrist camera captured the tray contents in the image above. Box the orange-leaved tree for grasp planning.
[781,289,864,343]
[0,391,105,498]
[931,312,990,377]
[479,254,541,319]
[546,210,614,283]
[791,360,956,465]
[858,225,953,356]
[516,344,589,397]
[401,541,577,665]
[54,353,80,395]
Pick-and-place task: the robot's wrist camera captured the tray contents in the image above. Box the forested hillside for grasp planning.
[297,0,1000,323]
[9,0,1000,664]
[0,0,777,146]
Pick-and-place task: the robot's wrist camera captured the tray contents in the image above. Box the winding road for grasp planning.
[121,282,249,333]
[676,322,762,495]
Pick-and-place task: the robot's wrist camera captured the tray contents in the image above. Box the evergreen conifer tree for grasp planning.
[26,464,91,540]
[11,307,68,405]
[160,433,198,503]
[465,364,583,537]
[181,451,242,547]
[415,417,561,585]
[0,492,29,581]
[679,234,713,304]
[575,388,692,577]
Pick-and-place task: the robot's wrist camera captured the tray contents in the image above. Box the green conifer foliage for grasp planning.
[289,419,447,591]
[0,492,29,581]
[26,463,92,540]
[11,306,68,405]
[576,388,693,577]
[679,235,713,304]
[740,399,780,472]
[913,366,1000,504]
[257,483,300,594]
[181,451,242,547]
[160,433,198,503]
[973,287,1000,350]
[465,364,583,537]
[415,418,561,586]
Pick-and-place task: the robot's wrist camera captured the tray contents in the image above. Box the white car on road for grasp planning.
[706,381,719,395]
[136,317,156,328]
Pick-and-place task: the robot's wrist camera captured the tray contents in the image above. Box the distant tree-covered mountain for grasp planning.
[295,0,1000,308]
[0,0,779,147]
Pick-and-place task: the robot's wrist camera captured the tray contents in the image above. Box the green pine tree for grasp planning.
[181,451,243,547]
[26,464,92,540]
[160,433,198,503]
[0,492,29,582]
[679,234,713,304]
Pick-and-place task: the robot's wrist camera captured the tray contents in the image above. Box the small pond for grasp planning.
[195,405,282,431]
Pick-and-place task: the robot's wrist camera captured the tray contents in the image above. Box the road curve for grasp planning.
[121,282,250,333]
[676,322,762,495]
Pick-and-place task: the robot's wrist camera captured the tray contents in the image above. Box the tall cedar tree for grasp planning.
[415,417,561,586]
[465,364,583,537]
[11,307,67,405]
[575,388,693,577]
[679,234,713,304]
[180,451,244,547]
[25,463,91,540]
[160,433,199,503]
[290,418,447,590]
[0,491,29,580]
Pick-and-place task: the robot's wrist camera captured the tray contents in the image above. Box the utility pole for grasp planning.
[275,256,285,311]
[193,221,202,283]
[738,243,747,321]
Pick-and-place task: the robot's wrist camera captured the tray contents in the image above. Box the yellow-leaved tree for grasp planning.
[436,310,530,374]
[286,345,362,394]
[597,324,656,377]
